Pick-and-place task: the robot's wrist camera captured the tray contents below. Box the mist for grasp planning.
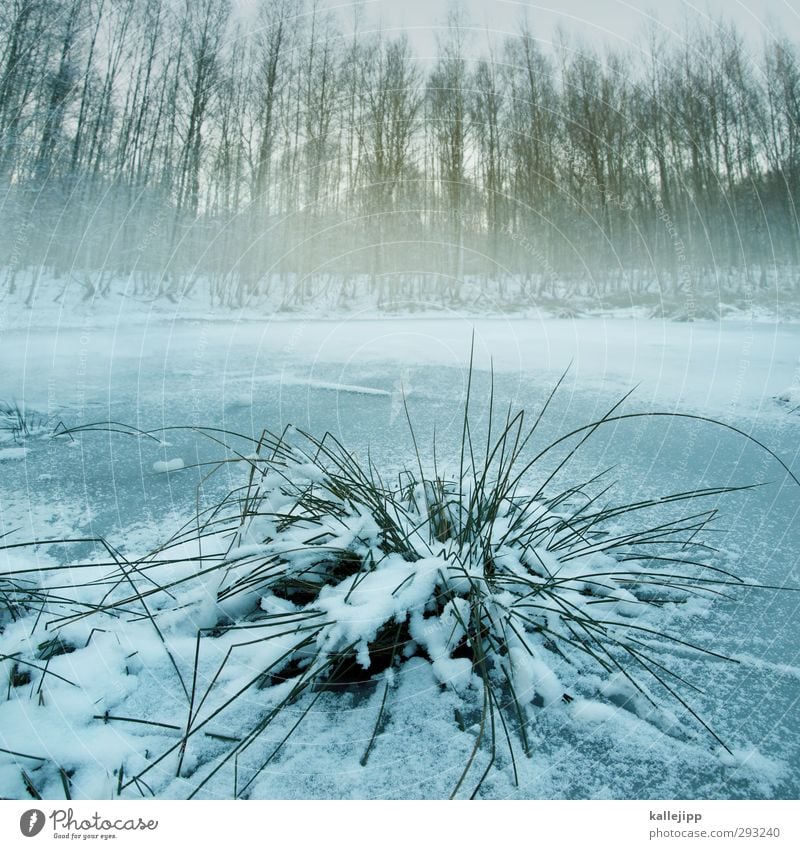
[1,0,799,317]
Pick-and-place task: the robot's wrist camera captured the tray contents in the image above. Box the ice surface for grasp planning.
[0,306,797,800]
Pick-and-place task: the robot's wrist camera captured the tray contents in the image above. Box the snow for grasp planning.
[4,272,800,332]
[261,375,391,396]
[224,376,391,409]
[776,386,800,410]
[0,297,798,801]
[152,458,185,473]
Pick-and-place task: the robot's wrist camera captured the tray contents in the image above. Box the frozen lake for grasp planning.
[1,315,799,798]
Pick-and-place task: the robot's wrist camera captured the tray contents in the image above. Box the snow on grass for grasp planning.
[0,446,27,461]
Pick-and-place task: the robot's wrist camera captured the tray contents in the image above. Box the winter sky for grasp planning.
[236,1,800,54]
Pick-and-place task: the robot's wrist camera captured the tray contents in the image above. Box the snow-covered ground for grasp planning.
[0,303,798,799]
[2,270,799,333]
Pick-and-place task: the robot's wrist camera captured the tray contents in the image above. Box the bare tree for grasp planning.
[428,11,470,296]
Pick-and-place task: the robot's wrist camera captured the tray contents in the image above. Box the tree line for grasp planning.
[1,0,799,309]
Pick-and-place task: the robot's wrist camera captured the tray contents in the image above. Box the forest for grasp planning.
[1,0,799,310]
